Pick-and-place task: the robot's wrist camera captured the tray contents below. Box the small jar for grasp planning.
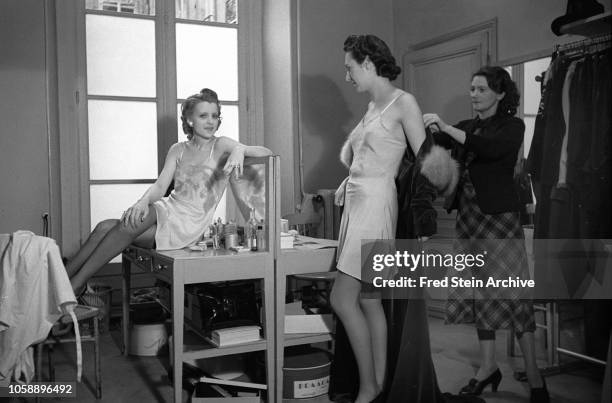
[224,221,238,249]
[225,233,239,249]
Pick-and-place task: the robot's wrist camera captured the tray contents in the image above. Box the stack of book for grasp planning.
[206,326,262,347]
[284,301,334,334]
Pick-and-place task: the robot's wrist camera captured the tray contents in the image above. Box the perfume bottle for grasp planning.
[246,208,258,251]
[256,219,265,251]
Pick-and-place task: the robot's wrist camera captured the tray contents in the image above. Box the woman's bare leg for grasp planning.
[331,272,381,403]
[360,298,387,389]
[70,207,157,292]
[517,332,543,388]
[476,338,498,380]
[65,219,118,277]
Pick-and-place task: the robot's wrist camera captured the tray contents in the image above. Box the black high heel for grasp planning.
[530,376,549,403]
[459,368,502,395]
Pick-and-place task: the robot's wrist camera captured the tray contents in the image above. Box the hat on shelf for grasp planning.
[551,0,605,36]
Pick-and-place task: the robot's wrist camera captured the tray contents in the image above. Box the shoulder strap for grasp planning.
[208,137,218,160]
[380,91,405,116]
[176,142,186,164]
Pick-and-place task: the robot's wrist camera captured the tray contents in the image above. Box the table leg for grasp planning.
[172,275,185,403]
[275,269,287,402]
[121,257,131,356]
[262,273,276,402]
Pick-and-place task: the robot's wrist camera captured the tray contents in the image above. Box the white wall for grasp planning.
[0,0,59,237]
[296,0,395,199]
[392,0,612,64]
[262,0,299,216]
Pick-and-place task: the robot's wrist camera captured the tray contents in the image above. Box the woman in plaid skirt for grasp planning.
[423,66,548,403]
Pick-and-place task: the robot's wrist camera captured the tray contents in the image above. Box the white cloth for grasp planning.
[153,140,228,250]
[0,231,76,382]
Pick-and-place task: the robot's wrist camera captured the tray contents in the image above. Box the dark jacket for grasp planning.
[433,114,524,215]
[395,133,439,238]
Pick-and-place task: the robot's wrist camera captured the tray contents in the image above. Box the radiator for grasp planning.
[297,190,341,240]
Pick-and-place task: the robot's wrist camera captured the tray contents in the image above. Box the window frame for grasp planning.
[501,50,551,159]
[56,1,263,253]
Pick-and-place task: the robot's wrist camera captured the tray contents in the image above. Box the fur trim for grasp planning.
[420,145,460,197]
[339,139,352,169]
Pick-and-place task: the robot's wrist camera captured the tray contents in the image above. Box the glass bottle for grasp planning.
[246,208,258,251]
[256,219,265,251]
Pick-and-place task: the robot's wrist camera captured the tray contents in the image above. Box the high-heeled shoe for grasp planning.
[530,376,549,403]
[459,368,502,395]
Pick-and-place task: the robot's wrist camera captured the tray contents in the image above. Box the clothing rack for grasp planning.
[521,31,612,382]
[554,32,611,56]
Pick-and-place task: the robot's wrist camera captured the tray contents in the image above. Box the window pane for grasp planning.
[90,183,151,262]
[175,0,237,24]
[175,103,238,143]
[86,0,156,16]
[524,116,536,158]
[89,100,158,180]
[523,57,551,115]
[86,14,156,97]
[176,23,238,100]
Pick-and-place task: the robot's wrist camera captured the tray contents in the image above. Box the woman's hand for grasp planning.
[423,113,449,133]
[121,199,149,229]
[417,236,430,242]
[223,145,245,177]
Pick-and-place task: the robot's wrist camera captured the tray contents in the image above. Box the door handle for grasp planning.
[42,213,49,237]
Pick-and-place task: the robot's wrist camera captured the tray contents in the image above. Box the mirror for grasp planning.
[228,160,266,222]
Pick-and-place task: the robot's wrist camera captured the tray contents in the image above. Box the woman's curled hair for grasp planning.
[343,34,401,81]
[473,66,520,116]
[180,88,222,139]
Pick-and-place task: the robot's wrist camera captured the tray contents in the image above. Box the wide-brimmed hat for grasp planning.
[551,0,605,36]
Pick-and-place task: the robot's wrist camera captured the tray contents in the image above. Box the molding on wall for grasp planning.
[498,48,552,67]
[404,18,497,64]
[410,18,498,57]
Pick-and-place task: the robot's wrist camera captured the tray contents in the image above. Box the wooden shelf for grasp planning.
[559,12,611,37]
[180,318,267,360]
[284,333,333,347]
[183,338,268,360]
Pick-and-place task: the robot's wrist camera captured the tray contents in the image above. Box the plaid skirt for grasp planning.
[445,171,535,332]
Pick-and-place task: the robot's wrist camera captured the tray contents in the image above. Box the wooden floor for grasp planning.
[26,317,604,403]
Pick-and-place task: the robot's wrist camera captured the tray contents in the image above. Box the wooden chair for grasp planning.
[35,305,102,400]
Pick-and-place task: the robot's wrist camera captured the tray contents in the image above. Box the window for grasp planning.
[82,0,248,259]
[505,57,552,158]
